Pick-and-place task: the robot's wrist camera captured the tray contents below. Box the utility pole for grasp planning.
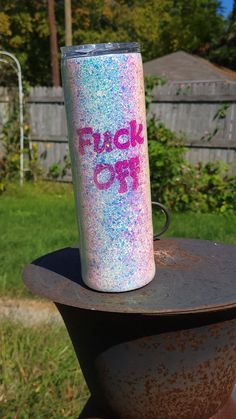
[64,0,73,46]
[47,0,60,86]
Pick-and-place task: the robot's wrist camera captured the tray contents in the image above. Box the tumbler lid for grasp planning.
[61,42,140,59]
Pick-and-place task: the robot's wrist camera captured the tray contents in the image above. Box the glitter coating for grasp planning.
[62,50,155,292]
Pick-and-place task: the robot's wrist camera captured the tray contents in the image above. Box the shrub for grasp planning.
[148,118,186,202]
[0,99,20,193]
[147,118,236,213]
[0,93,42,193]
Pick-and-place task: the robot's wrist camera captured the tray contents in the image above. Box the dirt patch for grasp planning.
[0,297,62,326]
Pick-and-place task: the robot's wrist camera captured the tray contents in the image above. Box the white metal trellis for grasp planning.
[0,51,24,185]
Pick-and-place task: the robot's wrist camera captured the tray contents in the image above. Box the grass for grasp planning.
[1,181,236,296]
[0,182,77,296]
[153,210,236,244]
[0,321,89,418]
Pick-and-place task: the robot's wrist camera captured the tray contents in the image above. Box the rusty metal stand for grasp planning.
[23,238,236,419]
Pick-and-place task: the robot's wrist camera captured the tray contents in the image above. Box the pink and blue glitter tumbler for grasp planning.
[61,42,155,292]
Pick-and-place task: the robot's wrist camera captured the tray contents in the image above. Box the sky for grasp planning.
[221,0,234,16]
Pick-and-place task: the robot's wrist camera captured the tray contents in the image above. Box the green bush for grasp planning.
[0,91,42,194]
[148,118,236,213]
[148,118,186,201]
[0,100,20,193]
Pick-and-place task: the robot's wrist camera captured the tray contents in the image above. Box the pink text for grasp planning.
[76,120,144,155]
[94,156,140,193]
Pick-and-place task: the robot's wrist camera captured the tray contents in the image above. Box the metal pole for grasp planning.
[0,51,24,185]
[18,65,24,185]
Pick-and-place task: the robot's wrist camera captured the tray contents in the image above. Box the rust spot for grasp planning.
[154,239,202,269]
[95,318,236,419]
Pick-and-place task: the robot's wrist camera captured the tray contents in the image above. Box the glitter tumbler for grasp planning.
[61,42,155,292]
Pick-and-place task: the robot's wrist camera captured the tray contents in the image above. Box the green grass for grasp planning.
[153,210,236,244]
[0,321,89,418]
[0,182,78,296]
[1,181,236,296]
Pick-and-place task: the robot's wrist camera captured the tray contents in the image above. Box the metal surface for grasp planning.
[22,238,236,418]
[95,320,236,419]
[77,395,236,419]
[79,397,109,419]
[23,238,236,315]
[57,303,236,419]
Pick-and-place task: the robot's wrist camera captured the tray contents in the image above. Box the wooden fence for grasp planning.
[151,80,236,171]
[0,80,236,179]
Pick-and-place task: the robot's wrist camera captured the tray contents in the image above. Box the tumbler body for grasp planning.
[61,43,155,292]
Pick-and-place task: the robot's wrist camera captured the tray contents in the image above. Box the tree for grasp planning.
[0,0,229,86]
[0,1,51,86]
[64,0,72,46]
[71,0,173,60]
[160,0,224,55]
[47,0,60,86]
[208,0,236,70]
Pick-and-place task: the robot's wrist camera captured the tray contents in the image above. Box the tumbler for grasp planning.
[61,42,155,292]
